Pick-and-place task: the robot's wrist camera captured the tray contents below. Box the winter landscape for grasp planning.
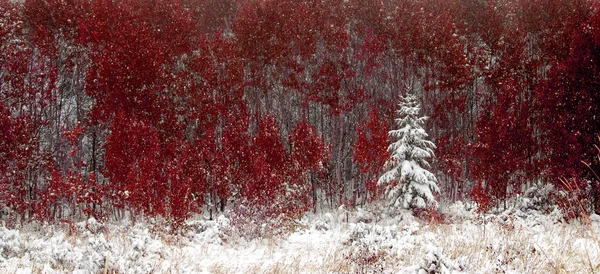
[1,199,600,273]
[1,0,600,273]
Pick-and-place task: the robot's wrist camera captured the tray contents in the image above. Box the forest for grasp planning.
[1,0,600,228]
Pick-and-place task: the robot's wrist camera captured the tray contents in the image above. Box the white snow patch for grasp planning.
[0,205,598,273]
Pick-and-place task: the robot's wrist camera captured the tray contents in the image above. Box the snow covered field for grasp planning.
[1,203,599,274]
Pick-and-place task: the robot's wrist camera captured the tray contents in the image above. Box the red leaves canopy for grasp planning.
[354,108,389,174]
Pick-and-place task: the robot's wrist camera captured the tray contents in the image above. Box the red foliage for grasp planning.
[165,142,196,227]
[288,120,329,215]
[436,135,465,181]
[37,167,104,220]
[0,102,37,215]
[79,0,197,123]
[471,78,537,202]
[0,0,57,218]
[3,0,600,227]
[354,107,389,174]
[219,109,253,203]
[470,183,491,214]
[357,31,386,75]
[290,120,328,173]
[537,7,600,179]
[353,107,389,200]
[105,112,165,215]
[234,0,318,62]
[245,115,287,203]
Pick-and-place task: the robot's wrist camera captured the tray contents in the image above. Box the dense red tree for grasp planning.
[3,0,600,225]
[0,0,61,219]
[290,121,328,174]
[354,107,389,175]
[353,107,389,200]
[245,115,287,205]
[104,112,164,216]
[289,120,329,214]
[537,7,600,179]
[471,78,536,204]
[0,102,37,217]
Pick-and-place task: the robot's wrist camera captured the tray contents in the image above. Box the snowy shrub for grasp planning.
[445,201,477,221]
[419,245,464,274]
[0,227,22,260]
[82,217,102,234]
[311,219,330,231]
[310,213,335,231]
[515,183,556,213]
[114,224,170,273]
[226,201,304,240]
[228,205,268,239]
[342,223,399,274]
[344,247,387,274]
[186,215,232,244]
[353,207,375,224]
[343,223,398,252]
[413,206,446,224]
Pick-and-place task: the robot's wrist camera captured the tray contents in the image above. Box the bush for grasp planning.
[516,183,556,213]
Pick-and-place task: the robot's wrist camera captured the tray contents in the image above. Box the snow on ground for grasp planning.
[1,203,599,274]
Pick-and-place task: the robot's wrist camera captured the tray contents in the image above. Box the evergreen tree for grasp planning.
[378,91,440,209]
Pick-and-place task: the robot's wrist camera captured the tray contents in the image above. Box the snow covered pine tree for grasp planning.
[378,90,440,210]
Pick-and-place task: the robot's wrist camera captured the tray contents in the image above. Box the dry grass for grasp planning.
[3,199,599,274]
[198,216,598,273]
[4,223,598,274]
[424,214,600,274]
[202,245,391,274]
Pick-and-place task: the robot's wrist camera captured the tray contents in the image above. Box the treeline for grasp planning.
[1,0,599,225]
